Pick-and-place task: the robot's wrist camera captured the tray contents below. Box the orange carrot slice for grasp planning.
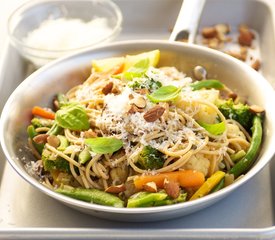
[32,106,55,120]
[134,170,205,190]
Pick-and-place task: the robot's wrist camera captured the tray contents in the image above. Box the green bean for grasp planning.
[55,186,124,208]
[27,125,44,154]
[210,177,225,193]
[229,115,263,178]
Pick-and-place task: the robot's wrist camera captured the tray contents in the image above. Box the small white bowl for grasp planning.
[7,0,122,67]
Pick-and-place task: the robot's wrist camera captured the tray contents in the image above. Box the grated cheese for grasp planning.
[23,17,113,51]
[104,87,132,114]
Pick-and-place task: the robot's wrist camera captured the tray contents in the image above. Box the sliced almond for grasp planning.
[102,82,113,95]
[163,178,180,199]
[193,65,207,80]
[249,105,265,114]
[105,184,126,194]
[127,104,144,114]
[143,105,165,122]
[47,135,60,148]
[143,181,158,193]
[130,96,146,109]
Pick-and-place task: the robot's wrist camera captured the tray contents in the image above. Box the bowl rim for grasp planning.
[1,39,275,217]
[7,0,123,53]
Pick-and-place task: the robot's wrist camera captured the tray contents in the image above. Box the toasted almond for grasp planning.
[102,82,113,95]
[163,178,180,199]
[239,24,255,38]
[136,88,149,95]
[202,27,217,38]
[83,129,97,138]
[143,105,165,122]
[105,184,126,194]
[207,38,220,49]
[216,32,226,42]
[215,23,230,34]
[33,134,49,144]
[228,92,238,100]
[128,104,144,114]
[251,59,261,71]
[238,25,254,46]
[143,181,158,193]
[226,51,246,61]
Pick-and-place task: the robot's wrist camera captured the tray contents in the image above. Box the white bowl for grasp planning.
[7,0,122,67]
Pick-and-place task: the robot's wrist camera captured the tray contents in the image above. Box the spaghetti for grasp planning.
[27,51,262,207]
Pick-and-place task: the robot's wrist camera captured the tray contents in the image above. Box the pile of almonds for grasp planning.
[200,23,261,71]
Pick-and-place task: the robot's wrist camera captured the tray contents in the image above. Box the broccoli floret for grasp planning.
[217,99,255,131]
[137,146,164,170]
[42,149,70,173]
[31,118,55,128]
[128,78,162,92]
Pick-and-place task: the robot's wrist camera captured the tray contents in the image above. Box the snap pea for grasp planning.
[229,115,263,178]
[55,186,124,208]
[230,150,246,162]
[190,79,224,91]
[154,192,187,206]
[127,191,167,208]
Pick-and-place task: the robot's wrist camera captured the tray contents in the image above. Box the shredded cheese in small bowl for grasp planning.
[8,0,122,67]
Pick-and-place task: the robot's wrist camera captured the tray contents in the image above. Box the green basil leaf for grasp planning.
[190,79,224,91]
[55,104,90,131]
[123,58,150,81]
[85,137,123,154]
[198,121,226,135]
[147,85,181,103]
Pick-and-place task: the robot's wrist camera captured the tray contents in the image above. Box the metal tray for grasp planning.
[1,0,275,239]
